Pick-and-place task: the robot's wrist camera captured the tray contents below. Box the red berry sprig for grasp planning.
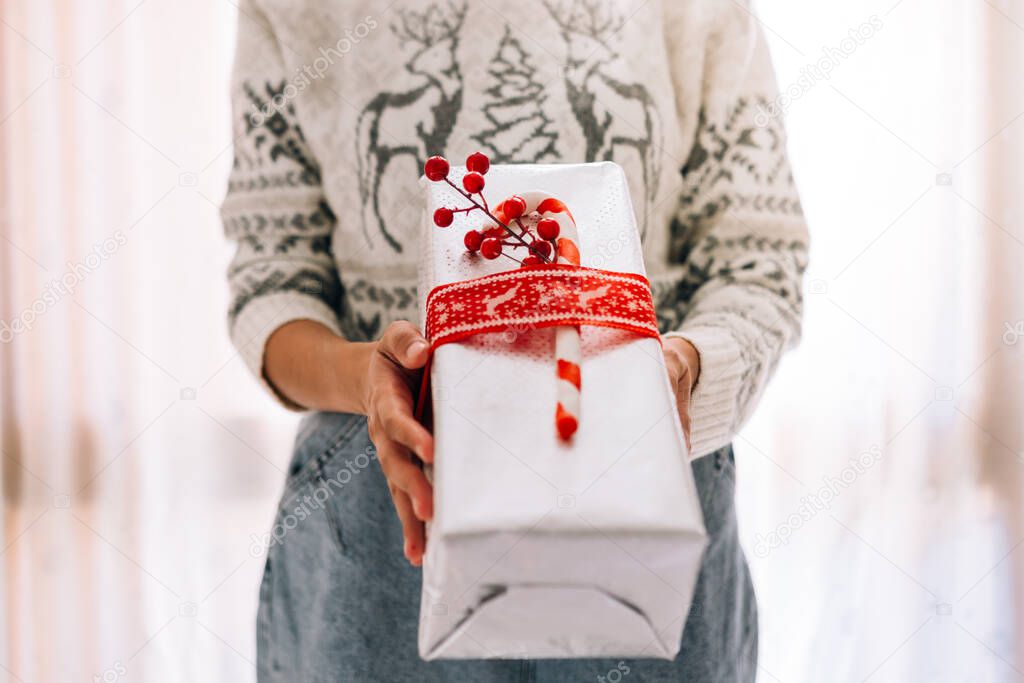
[424,152,554,266]
[424,156,450,182]
[464,229,483,252]
[466,151,490,175]
[433,207,454,227]
[537,218,560,240]
[462,172,485,194]
[504,195,527,219]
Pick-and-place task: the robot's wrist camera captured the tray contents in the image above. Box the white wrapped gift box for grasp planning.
[417,162,706,660]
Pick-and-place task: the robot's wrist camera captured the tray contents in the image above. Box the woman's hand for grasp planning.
[265,322,700,565]
[662,336,701,451]
[264,320,434,566]
[362,322,434,567]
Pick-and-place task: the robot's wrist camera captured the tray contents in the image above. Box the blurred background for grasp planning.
[2,0,1023,681]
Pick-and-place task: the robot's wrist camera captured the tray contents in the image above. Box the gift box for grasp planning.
[417,161,706,660]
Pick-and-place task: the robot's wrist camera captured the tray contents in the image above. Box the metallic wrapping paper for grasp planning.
[417,162,706,660]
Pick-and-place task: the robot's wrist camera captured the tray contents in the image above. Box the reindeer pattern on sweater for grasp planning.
[221,0,809,457]
[353,0,665,252]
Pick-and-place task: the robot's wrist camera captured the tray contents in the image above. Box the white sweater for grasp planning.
[221,0,809,458]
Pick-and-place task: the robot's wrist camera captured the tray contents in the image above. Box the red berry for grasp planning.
[505,195,527,219]
[424,156,450,182]
[530,239,552,259]
[537,218,560,240]
[466,152,490,175]
[522,255,542,267]
[464,229,483,252]
[463,171,485,194]
[433,207,454,228]
[484,225,506,239]
[480,237,503,260]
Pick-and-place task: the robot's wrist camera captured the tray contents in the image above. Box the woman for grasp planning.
[222,1,808,680]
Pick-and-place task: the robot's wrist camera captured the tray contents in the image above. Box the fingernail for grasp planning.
[414,497,431,521]
[410,340,428,356]
[407,542,422,566]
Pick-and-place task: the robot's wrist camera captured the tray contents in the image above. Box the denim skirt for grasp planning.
[256,412,757,682]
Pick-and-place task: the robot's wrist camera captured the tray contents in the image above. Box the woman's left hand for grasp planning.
[662,337,701,451]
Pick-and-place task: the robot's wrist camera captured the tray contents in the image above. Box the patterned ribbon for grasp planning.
[424,263,660,347]
[415,263,661,423]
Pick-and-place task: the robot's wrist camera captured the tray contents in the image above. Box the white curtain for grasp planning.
[1,0,1022,681]
[1,2,297,681]
[745,0,1024,680]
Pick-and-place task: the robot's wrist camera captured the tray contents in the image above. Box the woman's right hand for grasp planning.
[361,322,434,566]
[263,319,434,566]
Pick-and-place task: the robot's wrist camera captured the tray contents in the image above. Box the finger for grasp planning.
[388,485,426,566]
[377,437,434,521]
[662,349,692,449]
[379,321,430,371]
[677,386,693,451]
[662,348,684,387]
[379,381,434,463]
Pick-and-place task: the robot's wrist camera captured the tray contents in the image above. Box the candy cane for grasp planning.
[535,196,582,441]
[425,155,584,441]
[493,193,582,440]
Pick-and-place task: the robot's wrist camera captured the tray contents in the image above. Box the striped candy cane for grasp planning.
[537,197,582,441]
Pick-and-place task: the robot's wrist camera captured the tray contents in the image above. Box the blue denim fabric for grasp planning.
[257,412,757,682]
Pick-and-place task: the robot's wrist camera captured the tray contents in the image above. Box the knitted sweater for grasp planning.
[220,0,809,458]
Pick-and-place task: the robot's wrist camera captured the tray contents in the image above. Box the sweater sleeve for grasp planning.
[220,0,343,408]
[663,3,810,458]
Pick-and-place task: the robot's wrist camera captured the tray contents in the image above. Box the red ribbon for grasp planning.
[425,263,660,345]
[415,264,660,418]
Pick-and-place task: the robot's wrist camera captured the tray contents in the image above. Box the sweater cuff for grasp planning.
[230,292,343,411]
[664,325,744,459]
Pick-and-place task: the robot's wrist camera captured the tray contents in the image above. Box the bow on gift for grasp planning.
[420,153,660,441]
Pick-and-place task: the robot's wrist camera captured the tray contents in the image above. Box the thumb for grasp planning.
[662,347,684,388]
[380,321,430,370]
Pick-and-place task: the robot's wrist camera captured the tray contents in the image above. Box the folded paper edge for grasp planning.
[435,526,708,543]
[420,583,679,661]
